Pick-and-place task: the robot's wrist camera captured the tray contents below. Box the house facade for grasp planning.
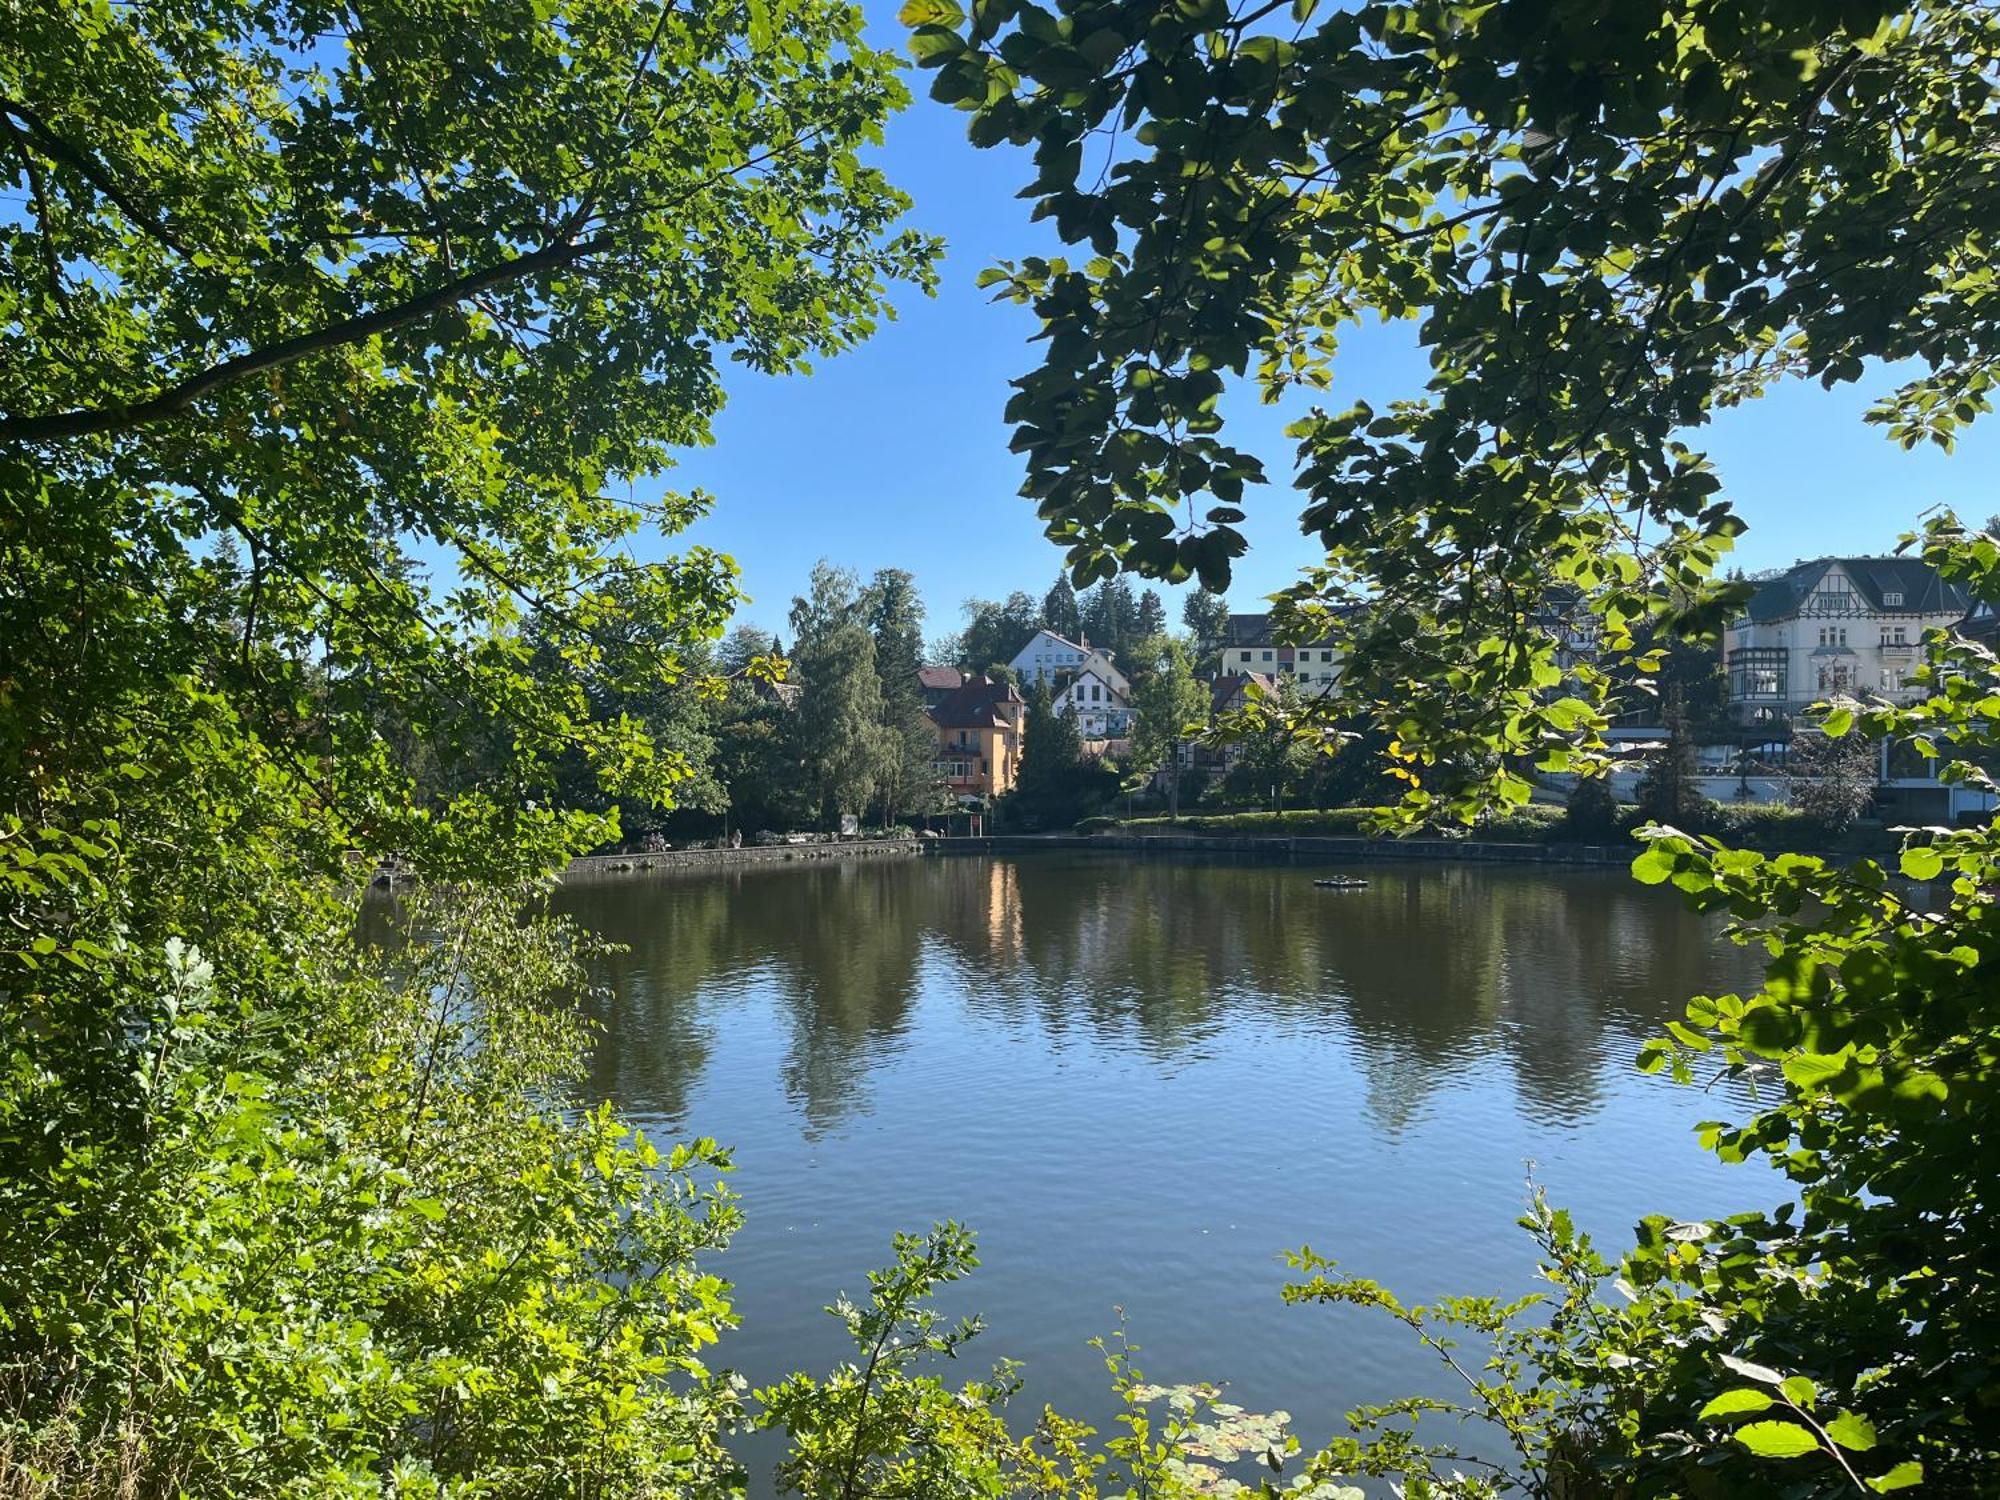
[1010,629,1133,736]
[1192,670,1281,769]
[927,675,1025,802]
[1010,629,1127,693]
[1052,657,1133,737]
[1220,614,1342,688]
[1724,557,1970,722]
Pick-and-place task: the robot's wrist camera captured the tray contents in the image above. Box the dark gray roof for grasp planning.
[1745,557,1969,622]
[1222,611,1352,647]
[928,675,1022,730]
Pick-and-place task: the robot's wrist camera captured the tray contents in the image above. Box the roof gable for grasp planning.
[1746,556,1969,621]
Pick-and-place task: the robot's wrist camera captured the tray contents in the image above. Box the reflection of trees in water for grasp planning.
[557,874,738,1121]
[557,863,925,1133]
[920,857,1764,1133]
[556,856,1766,1139]
[764,864,925,1136]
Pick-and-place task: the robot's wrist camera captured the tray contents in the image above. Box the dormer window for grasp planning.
[1883,592,1903,607]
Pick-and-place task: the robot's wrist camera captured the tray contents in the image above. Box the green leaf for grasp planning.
[1821,706,1854,737]
[1780,1374,1817,1409]
[1631,845,1675,885]
[1825,1412,1878,1452]
[1783,1051,1849,1091]
[1698,1389,1774,1420]
[1733,1421,1821,1459]
[1868,1460,1923,1492]
[897,0,966,24]
[1899,846,1943,880]
[1719,1354,1785,1386]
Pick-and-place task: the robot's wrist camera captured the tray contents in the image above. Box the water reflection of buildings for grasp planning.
[557,857,1767,1140]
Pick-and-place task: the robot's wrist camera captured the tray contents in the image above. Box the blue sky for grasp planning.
[663,6,2000,643]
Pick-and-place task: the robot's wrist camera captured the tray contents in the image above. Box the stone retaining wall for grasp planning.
[554,830,1644,882]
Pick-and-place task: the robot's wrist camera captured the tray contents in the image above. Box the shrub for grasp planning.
[1559,775,1624,841]
[1,883,744,1498]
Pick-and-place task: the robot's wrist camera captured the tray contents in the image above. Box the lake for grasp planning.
[553,851,1772,1481]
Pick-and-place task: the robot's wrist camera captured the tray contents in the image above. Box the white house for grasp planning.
[1008,630,1135,737]
[1724,557,1970,723]
[1010,629,1128,694]
[1220,614,1343,688]
[1052,656,1133,737]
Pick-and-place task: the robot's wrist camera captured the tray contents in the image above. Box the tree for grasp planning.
[1135,588,1167,640]
[1222,676,1314,812]
[1788,727,1879,836]
[864,568,944,823]
[1041,573,1082,638]
[924,0,2000,1489]
[1010,680,1116,829]
[1128,636,1207,821]
[1182,588,1231,675]
[788,563,895,827]
[520,582,728,848]
[1079,577,1140,657]
[1,1,931,1482]
[720,625,780,677]
[716,686,807,834]
[1560,773,1624,842]
[955,592,1042,674]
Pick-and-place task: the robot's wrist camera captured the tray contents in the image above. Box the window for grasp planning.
[1883,626,1908,646]
[1817,626,1848,647]
[1883,592,1904,607]
[1261,650,1272,662]
[1809,573,1858,615]
[1883,668,1905,692]
[1320,650,1334,662]
[1728,647,1788,701]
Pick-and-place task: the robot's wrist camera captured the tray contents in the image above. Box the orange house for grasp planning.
[926,675,1024,801]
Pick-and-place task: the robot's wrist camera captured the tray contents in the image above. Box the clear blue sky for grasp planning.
[662,6,2000,644]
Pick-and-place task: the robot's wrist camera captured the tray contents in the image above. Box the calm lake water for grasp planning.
[553,852,1771,1478]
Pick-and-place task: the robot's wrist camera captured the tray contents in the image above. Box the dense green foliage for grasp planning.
[1,0,931,1490]
[12,0,2000,1494]
[1012,681,1117,826]
[909,0,2000,1491]
[1127,637,1208,818]
[3,888,743,1496]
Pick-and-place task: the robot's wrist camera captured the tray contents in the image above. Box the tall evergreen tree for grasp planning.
[1079,579,1140,656]
[1136,588,1167,641]
[864,568,942,823]
[1182,589,1231,674]
[1012,680,1092,827]
[1041,574,1082,639]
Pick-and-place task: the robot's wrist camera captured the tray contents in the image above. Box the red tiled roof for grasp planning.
[918,665,965,691]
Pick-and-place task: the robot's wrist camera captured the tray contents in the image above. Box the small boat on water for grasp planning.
[1313,876,1369,890]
